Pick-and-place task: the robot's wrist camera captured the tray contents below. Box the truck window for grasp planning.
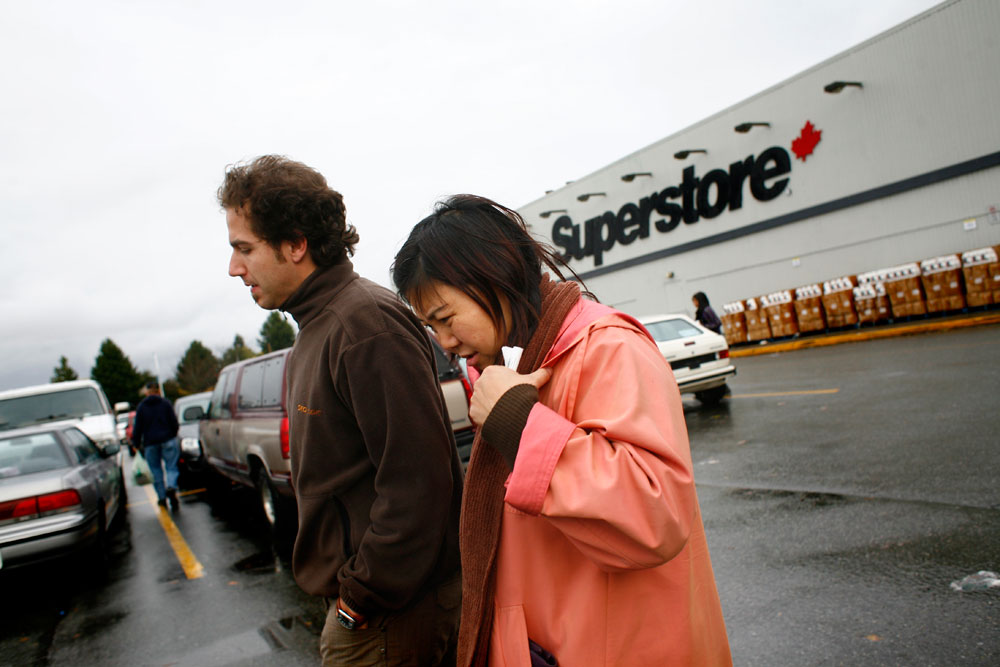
[238,361,266,410]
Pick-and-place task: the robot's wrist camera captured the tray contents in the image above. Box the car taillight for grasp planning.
[280,416,290,459]
[0,489,81,522]
[38,490,82,513]
[460,377,473,406]
[718,349,730,359]
[0,497,38,522]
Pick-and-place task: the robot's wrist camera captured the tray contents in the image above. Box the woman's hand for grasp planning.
[469,366,551,425]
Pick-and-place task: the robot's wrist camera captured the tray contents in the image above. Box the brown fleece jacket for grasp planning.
[282,260,463,618]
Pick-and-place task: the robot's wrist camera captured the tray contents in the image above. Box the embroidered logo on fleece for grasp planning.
[297,404,321,416]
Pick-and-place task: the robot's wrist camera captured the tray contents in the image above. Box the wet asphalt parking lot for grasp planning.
[0,324,997,666]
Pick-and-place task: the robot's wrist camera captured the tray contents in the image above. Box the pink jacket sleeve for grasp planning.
[504,324,699,572]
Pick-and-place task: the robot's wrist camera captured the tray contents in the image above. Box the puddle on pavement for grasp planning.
[730,488,850,508]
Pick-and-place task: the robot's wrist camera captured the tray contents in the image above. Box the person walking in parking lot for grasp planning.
[393,195,731,666]
[132,380,181,511]
[693,291,723,334]
[218,155,463,666]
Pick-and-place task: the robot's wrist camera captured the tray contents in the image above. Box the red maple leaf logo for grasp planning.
[791,121,822,161]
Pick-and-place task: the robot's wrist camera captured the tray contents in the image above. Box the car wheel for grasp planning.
[254,466,296,548]
[695,384,729,405]
[110,470,128,531]
[86,508,111,577]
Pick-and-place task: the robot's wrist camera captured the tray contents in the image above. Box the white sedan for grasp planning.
[638,314,736,405]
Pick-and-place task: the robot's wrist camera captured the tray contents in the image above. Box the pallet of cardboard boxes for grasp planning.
[961,246,1000,307]
[878,263,926,317]
[761,290,798,338]
[743,297,773,342]
[821,276,859,327]
[853,273,892,325]
[920,254,965,313]
[793,284,826,333]
[720,301,748,345]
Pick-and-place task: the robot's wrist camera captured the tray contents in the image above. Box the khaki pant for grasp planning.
[320,572,461,666]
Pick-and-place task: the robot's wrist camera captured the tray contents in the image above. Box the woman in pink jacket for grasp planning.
[392,195,731,667]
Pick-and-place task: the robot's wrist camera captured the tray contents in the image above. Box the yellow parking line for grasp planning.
[141,485,205,580]
[730,388,840,398]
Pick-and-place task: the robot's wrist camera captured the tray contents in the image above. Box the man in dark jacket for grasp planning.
[218,156,463,666]
[132,380,181,510]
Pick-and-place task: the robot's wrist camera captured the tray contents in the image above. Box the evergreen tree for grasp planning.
[90,339,144,407]
[221,334,256,366]
[51,356,79,382]
[258,312,296,352]
[175,340,220,394]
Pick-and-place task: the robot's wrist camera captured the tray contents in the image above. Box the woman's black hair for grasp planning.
[391,195,589,346]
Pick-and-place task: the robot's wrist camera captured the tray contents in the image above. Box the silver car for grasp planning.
[0,424,125,571]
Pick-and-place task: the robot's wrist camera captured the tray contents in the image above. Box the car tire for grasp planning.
[86,508,111,578]
[695,384,729,405]
[110,470,127,531]
[254,466,296,548]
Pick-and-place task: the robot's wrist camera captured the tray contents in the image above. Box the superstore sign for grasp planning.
[552,145,795,267]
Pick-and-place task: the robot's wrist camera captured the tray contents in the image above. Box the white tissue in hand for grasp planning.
[501,346,523,370]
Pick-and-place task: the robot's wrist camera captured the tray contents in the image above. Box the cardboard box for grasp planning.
[761,290,799,337]
[920,254,965,313]
[822,276,858,327]
[721,301,748,345]
[853,282,890,325]
[793,284,827,333]
[743,297,772,342]
[869,263,925,318]
[962,246,999,306]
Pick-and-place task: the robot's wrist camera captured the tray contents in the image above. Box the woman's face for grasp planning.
[413,281,507,372]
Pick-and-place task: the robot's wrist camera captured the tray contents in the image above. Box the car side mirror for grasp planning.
[114,401,131,415]
[102,442,121,456]
[183,405,206,421]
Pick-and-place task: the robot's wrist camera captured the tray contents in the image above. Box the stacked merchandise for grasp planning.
[743,297,772,342]
[720,301,748,345]
[961,246,1000,307]
[760,290,798,337]
[821,276,859,327]
[793,284,826,333]
[880,263,926,317]
[853,277,891,325]
[920,254,965,313]
[856,271,892,324]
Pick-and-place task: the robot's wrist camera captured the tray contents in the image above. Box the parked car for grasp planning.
[638,313,737,405]
[173,391,212,478]
[0,424,125,572]
[0,380,128,453]
[431,339,475,463]
[200,336,476,543]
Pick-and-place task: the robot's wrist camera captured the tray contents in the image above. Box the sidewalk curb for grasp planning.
[730,312,1000,357]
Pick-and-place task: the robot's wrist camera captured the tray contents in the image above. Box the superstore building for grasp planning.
[520,0,1000,322]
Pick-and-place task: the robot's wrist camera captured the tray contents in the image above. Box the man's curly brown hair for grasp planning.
[218,155,359,266]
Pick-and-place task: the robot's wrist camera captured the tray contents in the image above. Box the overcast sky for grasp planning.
[0,0,942,392]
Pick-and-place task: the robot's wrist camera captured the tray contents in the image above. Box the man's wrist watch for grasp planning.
[336,604,362,630]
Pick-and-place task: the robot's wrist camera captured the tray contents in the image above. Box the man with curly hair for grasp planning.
[218,156,463,666]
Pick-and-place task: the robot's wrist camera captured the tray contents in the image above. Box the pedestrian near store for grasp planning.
[132,380,180,511]
[693,291,723,333]
[218,155,463,666]
[393,195,732,666]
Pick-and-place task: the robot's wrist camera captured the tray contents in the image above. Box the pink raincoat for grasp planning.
[483,299,731,666]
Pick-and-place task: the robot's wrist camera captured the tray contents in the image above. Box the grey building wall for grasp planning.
[520,0,1000,317]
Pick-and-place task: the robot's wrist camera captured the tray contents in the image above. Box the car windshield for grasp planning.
[644,319,705,342]
[0,388,105,431]
[0,432,70,478]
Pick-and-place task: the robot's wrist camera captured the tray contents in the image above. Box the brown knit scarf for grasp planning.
[457,275,582,667]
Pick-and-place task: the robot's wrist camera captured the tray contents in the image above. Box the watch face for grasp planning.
[336,608,357,630]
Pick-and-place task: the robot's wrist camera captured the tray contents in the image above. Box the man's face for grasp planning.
[227,207,303,310]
